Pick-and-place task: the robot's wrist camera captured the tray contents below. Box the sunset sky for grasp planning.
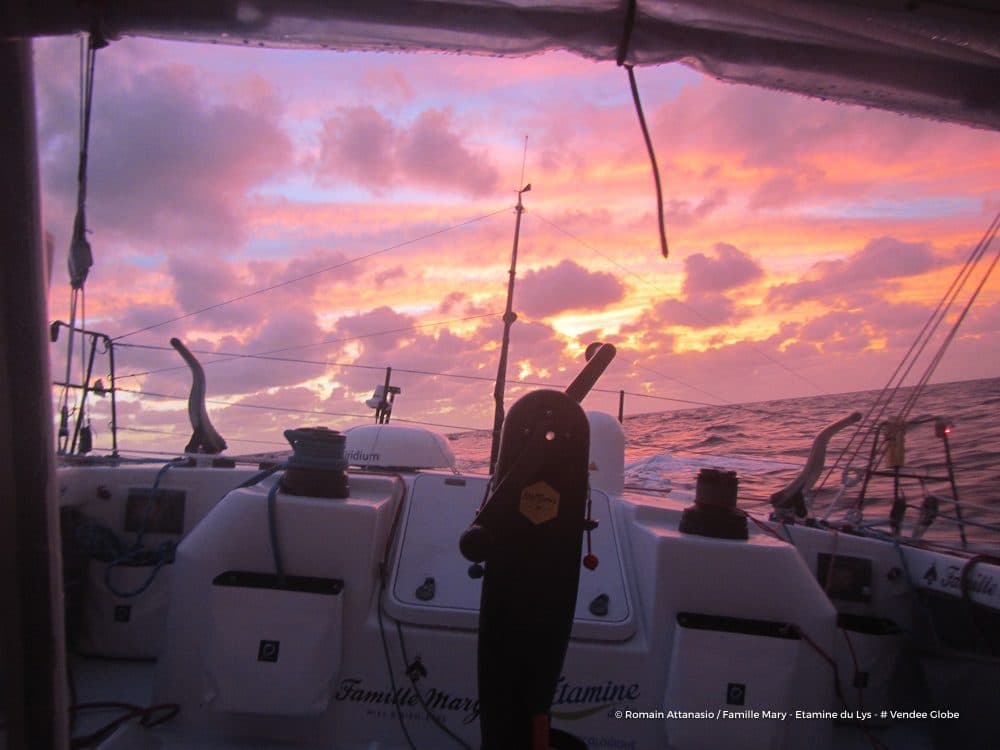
[35,35,1000,458]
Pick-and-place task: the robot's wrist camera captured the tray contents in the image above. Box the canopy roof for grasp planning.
[5,1,999,130]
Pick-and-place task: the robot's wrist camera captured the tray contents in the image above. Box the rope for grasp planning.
[820,209,1000,493]
[615,0,666,257]
[76,459,185,598]
[376,574,420,750]
[79,287,88,438]
[70,701,179,749]
[58,289,80,454]
[898,211,1000,423]
[394,619,474,749]
[624,64,668,259]
[615,0,637,67]
[375,479,422,750]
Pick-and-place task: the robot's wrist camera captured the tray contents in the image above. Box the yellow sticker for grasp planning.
[520,480,560,525]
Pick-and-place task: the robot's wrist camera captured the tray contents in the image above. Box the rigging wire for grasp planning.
[58,288,80,452]
[112,206,511,342]
[78,287,89,440]
[110,323,804,426]
[91,308,812,455]
[114,339,772,412]
[113,372,791,432]
[897,211,1000,422]
[116,387,482,433]
[818,209,1000,491]
[118,425,287,448]
[60,34,102,452]
[114,311,500,380]
[633,361,730,406]
[117,345,497,382]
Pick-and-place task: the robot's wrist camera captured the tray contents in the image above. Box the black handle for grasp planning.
[564,342,616,403]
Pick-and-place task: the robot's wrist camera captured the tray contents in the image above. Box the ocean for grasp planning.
[448,377,1000,551]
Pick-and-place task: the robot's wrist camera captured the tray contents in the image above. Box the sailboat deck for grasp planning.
[69,654,937,750]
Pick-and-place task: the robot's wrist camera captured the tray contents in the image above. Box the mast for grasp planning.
[58,32,104,455]
[489,183,530,475]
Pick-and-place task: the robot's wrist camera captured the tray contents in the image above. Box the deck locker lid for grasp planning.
[204,572,345,715]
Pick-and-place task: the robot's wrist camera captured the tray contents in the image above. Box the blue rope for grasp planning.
[238,463,283,488]
[79,460,290,597]
[239,463,288,584]
[98,459,183,598]
[103,546,175,599]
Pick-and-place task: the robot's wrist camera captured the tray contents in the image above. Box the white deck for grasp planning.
[70,654,935,750]
[53,445,997,750]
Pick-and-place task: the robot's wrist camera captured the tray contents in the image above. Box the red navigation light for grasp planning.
[934,417,954,439]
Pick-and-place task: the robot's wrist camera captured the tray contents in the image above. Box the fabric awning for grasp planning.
[5,1,999,129]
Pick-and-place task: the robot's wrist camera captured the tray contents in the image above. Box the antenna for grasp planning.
[490,138,532,475]
[518,134,528,191]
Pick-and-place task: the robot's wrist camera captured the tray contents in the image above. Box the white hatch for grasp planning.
[385,473,636,641]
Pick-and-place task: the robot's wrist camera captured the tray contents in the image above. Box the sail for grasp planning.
[5,0,999,130]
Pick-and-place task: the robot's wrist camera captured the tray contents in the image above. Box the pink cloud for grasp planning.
[331,306,421,357]
[438,291,467,314]
[398,109,499,195]
[135,308,332,399]
[38,51,292,253]
[35,38,999,448]
[316,106,397,188]
[964,301,1000,337]
[167,256,259,332]
[315,106,499,196]
[665,188,729,225]
[749,169,824,210]
[683,242,764,295]
[798,312,854,342]
[375,266,407,288]
[517,260,625,318]
[114,302,182,339]
[246,250,365,302]
[767,236,941,307]
[655,295,741,329]
[849,237,939,278]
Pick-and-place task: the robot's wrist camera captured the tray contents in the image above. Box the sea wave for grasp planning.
[448,377,999,549]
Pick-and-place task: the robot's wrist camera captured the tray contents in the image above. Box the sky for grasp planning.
[34,34,1000,458]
